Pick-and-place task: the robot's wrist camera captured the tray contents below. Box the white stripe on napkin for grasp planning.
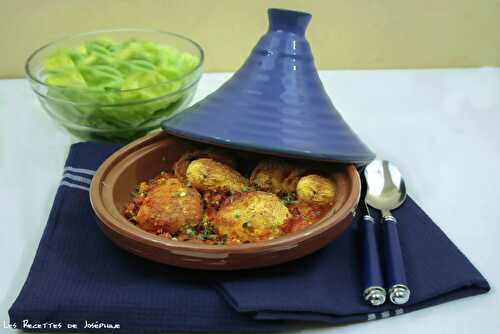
[62,173,92,185]
[63,166,96,176]
[380,311,391,319]
[60,181,90,192]
[394,308,404,315]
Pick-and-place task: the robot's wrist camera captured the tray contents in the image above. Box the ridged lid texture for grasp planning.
[162,9,375,164]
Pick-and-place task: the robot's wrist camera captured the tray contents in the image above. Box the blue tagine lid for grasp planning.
[162,8,375,164]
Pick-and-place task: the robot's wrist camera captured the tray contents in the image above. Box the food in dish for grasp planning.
[174,148,236,182]
[128,173,202,234]
[124,149,337,245]
[250,159,305,194]
[296,174,336,205]
[186,158,248,193]
[213,191,290,243]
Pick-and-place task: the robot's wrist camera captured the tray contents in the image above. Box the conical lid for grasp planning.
[162,8,375,164]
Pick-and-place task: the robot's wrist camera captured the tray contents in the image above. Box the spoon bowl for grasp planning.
[364,160,406,215]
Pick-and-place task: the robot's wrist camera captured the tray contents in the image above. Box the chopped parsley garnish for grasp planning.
[132,185,140,196]
[184,228,194,237]
[281,193,297,205]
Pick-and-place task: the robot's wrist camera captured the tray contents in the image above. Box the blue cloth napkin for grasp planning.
[9,142,490,332]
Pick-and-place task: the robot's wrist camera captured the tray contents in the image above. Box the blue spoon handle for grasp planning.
[383,215,411,305]
[360,215,386,306]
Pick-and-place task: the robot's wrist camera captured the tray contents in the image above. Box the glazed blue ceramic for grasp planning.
[162,8,375,164]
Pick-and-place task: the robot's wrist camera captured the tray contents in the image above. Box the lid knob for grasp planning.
[268,8,311,36]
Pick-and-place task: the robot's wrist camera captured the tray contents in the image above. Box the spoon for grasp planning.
[364,160,411,305]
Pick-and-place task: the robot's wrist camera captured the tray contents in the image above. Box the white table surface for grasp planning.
[0,69,499,333]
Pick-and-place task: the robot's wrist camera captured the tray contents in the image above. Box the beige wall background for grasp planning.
[1,0,500,78]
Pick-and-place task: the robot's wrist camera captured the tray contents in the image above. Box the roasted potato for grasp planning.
[126,146,340,245]
[250,159,304,194]
[174,148,236,182]
[213,191,290,243]
[296,174,336,205]
[136,177,203,234]
[186,158,248,193]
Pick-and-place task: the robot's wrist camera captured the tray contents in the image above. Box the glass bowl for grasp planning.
[26,29,204,143]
